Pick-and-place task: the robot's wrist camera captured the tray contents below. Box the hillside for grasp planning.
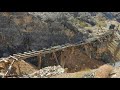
[0,12,120,58]
[0,12,120,78]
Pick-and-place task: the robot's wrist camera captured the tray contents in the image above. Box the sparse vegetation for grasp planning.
[1,12,120,78]
[71,18,89,28]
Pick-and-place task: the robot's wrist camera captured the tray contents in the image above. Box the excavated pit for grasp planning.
[16,31,116,74]
[24,41,113,73]
[1,12,120,77]
[60,47,105,72]
[0,29,117,78]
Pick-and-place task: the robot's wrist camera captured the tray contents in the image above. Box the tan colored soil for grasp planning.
[13,60,38,75]
[61,47,105,73]
[0,60,38,75]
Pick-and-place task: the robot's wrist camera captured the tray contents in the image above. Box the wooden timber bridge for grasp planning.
[0,29,120,76]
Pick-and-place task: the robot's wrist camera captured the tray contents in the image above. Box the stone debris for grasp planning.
[28,65,65,78]
[0,65,65,78]
[82,71,96,78]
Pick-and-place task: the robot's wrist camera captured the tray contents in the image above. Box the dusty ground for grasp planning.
[13,60,38,75]
[61,47,105,73]
[51,64,114,78]
[0,59,38,76]
[50,70,91,78]
[1,59,120,78]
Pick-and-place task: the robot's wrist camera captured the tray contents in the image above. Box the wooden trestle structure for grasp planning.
[0,29,116,71]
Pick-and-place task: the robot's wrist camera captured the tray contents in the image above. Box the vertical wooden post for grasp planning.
[38,53,42,69]
[84,44,91,59]
[60,50,65,68]
[53,52,59,65]
[69,46,74,62]
[17,61,22,76]
[3,60,15,77]
[114,44,120,58]
[71,46,75,54]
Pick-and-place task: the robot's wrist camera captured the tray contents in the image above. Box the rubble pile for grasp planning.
[28,65,65,78]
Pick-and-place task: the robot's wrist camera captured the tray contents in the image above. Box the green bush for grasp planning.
[71,18,88,28]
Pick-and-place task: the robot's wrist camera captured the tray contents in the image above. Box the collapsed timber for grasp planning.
[0,29,116,78]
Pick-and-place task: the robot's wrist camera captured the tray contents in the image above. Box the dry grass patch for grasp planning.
[13,18,24,25]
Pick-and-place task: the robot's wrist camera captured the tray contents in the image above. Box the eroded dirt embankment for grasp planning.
[59,47,105,72]
[0,30,115,77]
[1,12,120,78]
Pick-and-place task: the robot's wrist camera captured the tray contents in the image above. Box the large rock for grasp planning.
[29,65,65,78]
[94,64,113,78]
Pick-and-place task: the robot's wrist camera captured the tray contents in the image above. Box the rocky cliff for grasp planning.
[0,12,120,58]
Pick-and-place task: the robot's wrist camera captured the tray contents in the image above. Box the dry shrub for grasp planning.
[13,18,24,25]
[23,15,32,24]
[64,29,75,38]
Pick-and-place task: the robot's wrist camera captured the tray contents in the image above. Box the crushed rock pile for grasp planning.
[25,65,65,78]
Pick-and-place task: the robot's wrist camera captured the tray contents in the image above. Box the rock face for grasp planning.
[0,12,120,58]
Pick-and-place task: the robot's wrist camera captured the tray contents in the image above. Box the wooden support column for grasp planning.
[37,53,42,69]
[3,60,16,77]
[17,61,22,76]
[53,52,59,65]
[69,46,75,61]
[60,50,66,68]
[71,46,75,55]
[84,44,91,59]
[109,30,115,42]
[114,44,120,58]
[106,37,110,51]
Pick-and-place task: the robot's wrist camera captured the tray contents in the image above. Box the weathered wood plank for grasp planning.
[53,52,59,65]
[60,51,65,68]
[3,60,16,77]
[37,53,42,69]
